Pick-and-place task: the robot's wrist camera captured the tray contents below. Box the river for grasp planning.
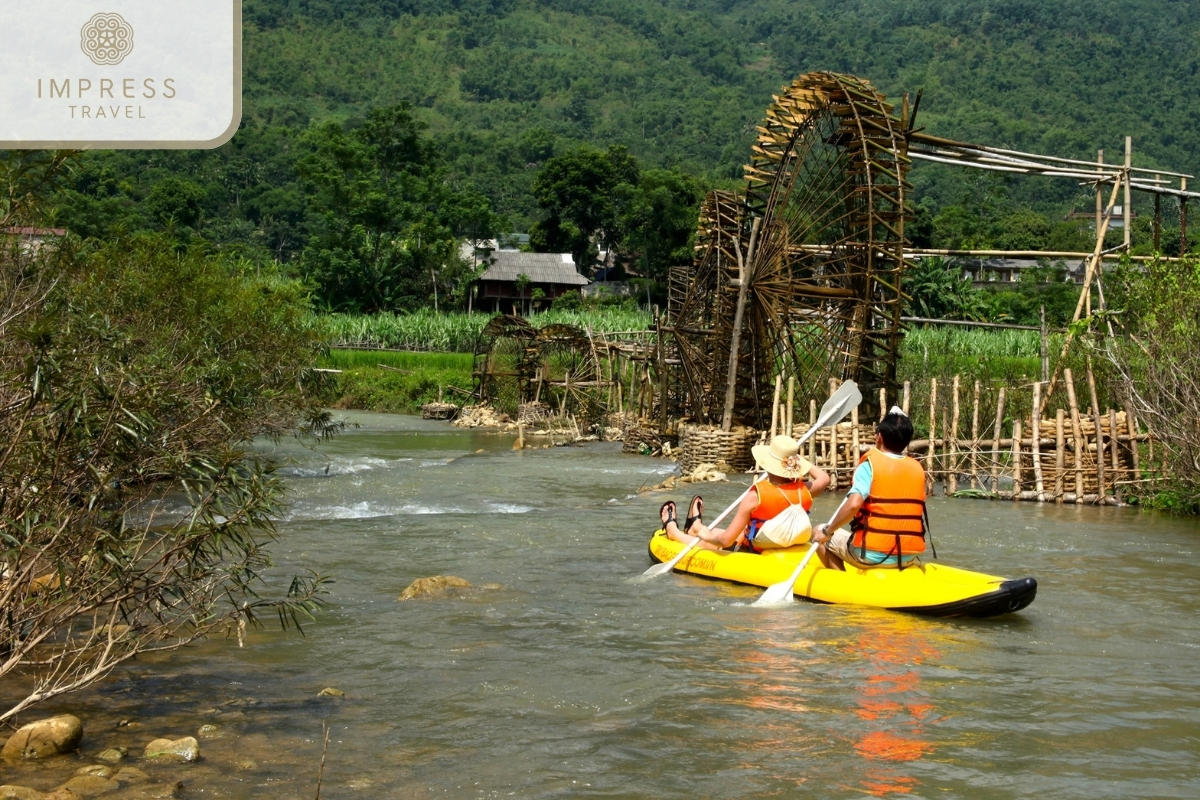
[5,411,1200,798]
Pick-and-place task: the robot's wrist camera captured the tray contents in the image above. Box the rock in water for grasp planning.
[1,715,83,760]
[74,766,113,778]
[94,748,127,764]
[54,775,118,797]
[112,768,148,785]
[0,786,48,800]
[142,737,199,762]
[397,575,472,600]
[317,687,345,698]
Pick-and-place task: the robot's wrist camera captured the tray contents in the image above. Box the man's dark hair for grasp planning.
[877,412,914,452]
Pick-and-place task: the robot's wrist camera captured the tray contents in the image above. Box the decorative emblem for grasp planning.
[80,13,134,66]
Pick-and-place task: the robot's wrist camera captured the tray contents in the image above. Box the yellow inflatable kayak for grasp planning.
[648,530,1036,618]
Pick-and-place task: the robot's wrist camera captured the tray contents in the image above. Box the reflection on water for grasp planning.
[8,411,1200,799]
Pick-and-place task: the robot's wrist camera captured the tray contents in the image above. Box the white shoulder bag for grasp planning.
[753,488,812,549]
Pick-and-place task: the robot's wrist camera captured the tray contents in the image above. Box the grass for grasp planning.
[314,308,652,353]
[321,349,474,414]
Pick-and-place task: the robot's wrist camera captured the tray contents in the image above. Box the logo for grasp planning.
[80,13,134,66]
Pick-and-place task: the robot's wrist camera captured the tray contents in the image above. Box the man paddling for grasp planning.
[659,435,829,551]
[813,407,930,571]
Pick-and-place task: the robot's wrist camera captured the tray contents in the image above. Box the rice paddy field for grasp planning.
[315,308,652,353]
[316,313,1114,417]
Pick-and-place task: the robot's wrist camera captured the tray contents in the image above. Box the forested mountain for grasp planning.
[50,1,1200,311]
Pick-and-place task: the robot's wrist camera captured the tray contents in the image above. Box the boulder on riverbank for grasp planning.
[142,737,198,763]
[1,715,83,760]
[0,786,48,800]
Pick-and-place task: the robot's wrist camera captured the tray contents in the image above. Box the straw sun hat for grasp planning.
[751,435,813,480]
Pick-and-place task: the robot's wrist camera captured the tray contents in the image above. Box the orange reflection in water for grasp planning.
[844,612,943,796]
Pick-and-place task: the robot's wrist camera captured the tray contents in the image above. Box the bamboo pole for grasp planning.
[1124,137,1133,250]
[1055,409,1066,502]
[809,399,817,464]
[786,376,795,437]
[902,381,911,415]
[970,379,981,489]
[830,414,839,489]
[1012,418,1023,500]
[657,318,668,434]
[949,376,960,494]
[1086,361,1106,501]
[769,374,782,437]
[852,406,860,462]
[1123,400,1141,475]
[1040,305,1049,384]
[879,387,887,421]
[1109,408,1122,503]
[941,406,949,495]
[720,217,761,432]
[1032,381,1045,501]
[1065,369,1085,504]
[991,387,1006,492]
[927,378,938,491]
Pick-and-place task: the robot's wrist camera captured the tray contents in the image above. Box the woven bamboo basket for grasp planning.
[421,402,459,420]
[678,425,757,475]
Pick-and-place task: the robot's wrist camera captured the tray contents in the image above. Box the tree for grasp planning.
[905,257,987,320]
[620,168,704,284]
[295,104,499,311]
[530,145,640,272]
[0,230,337,721]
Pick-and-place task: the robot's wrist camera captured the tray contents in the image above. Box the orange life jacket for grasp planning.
[851,449,927,561]
[751,478,813,520]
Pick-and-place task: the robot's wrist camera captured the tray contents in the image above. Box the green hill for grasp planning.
[45,1,1200,311]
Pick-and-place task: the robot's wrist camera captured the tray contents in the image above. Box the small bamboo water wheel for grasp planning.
[473,315,605,422]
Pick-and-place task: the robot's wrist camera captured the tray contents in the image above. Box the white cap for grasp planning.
[888,405,907,417]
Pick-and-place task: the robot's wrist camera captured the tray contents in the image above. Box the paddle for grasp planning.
[750,541,821,606]
[641,380,862,579]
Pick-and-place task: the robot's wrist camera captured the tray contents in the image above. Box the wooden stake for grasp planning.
[1109,408,1122,502]
[970,380,981,489]
[941,406,949,495]
[657,318,668,434]
[786,376,795,437]
[1040,305,1049,385]
[1065,369,1085,504]
[770,374,782,438]
[991,387,1006,492]
[1055,408,1066,502]
[1124,137,1133,250]
[1086,361,1106,501]
[1012,419,1023,500]
[830,415,839,489]
[809,399,817,464]
[1032,380,1045,501]
[949,376,960,494]
[927,378,938,491]
[852,406,860,463]
[1123,399,1141,475]
[879,387,887,421]
[902,381,911,415]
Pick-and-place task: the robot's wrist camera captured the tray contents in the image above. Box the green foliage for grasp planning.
[905,257,987,321]
[1106,256,1200,511]
[322,350,475,414]
[0,230,336,719]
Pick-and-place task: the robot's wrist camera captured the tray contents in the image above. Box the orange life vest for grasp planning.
[851,449,927,560]
[751,478,813,520]
[742,479,813,552]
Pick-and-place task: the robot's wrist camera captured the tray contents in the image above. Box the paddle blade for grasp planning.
[640,537,699,578]
[796,381,863,447]
[750,543,820,607]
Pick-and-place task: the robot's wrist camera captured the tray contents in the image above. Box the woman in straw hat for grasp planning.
[660,435,829,552]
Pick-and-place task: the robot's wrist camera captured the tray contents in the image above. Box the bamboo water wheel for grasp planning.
[472,315,536,416]
[473,315,605,421]
[670,72,912,426]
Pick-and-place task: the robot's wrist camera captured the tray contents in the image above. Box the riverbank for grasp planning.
[321,349,473,414]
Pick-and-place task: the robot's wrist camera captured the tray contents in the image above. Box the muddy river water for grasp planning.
[5,411,1200,798]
